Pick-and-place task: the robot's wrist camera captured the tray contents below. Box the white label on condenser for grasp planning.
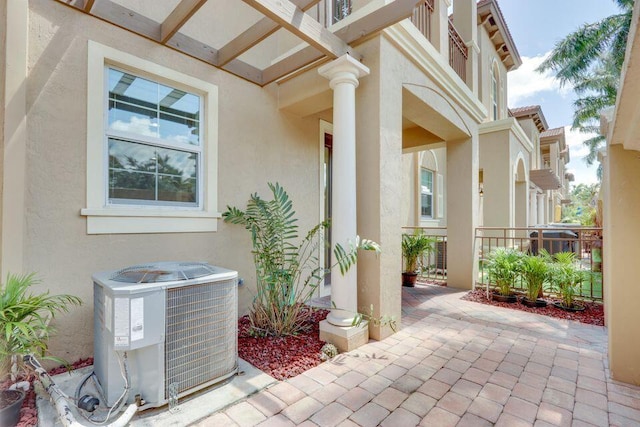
[114,297,130,347]
[104,295,112,332]
[130,297,144,342]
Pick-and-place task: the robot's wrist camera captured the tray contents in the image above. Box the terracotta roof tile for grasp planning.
[540,127,564,138]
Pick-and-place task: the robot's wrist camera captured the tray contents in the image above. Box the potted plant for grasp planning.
[401,232,435,287]
[0,273,81,427]
[549,252,587,311]
[520,251,550,307]
[485,247,523,303]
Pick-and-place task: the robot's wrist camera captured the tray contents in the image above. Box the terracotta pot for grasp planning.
[491,292,517,303]
[402,272,418,287]
[0,389,26,427]
[552,302,586,312]
[521,297,547,308]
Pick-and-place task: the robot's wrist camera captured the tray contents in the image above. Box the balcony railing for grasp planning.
[402,226,604,302]
[410,0,434,41]
[448,20,468,81]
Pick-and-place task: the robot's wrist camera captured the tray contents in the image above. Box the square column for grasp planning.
[604,144,640,385]
[446,136,479,289]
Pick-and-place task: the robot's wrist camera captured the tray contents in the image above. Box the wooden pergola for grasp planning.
[57,0,422,86]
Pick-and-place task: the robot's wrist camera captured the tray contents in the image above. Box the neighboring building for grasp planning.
[540,126,572,222]
[600,0,640,386]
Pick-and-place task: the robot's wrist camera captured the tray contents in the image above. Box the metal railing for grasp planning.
[448,20,468,81]
[410,0,434,41]
[476,226,604,301]
[402,226,447,284]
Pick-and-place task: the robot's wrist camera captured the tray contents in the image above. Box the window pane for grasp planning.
[155,146,197,178]
[108,100,159,138]
[108,139,198,205]
[107,68,201,145]
[159,113,200,145]
[110,170,155,201]
[158,175,196,203]
[109,139,156,172]
[421,194,432,217]
[109,70,158,105]
[421,168,433,190]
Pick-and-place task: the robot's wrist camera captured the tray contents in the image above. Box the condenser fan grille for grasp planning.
[165,279,237,397]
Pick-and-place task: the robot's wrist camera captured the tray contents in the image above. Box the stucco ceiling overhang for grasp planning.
[530,169,562,190]
[477,0,521,71]
[56,0,422,86]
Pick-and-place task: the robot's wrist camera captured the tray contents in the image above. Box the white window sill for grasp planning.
[80,208,221,234]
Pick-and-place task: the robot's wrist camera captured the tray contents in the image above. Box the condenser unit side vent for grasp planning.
[165,279,237,398]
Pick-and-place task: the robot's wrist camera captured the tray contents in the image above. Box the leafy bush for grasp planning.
[223,183,380,337]
[550,252,587,308]
[485,248,524,296]
[0,273,81,381]
[521,251,551,300]
[401,232,435,273]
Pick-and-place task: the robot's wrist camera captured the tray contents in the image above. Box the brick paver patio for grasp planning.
[194,285,640,426]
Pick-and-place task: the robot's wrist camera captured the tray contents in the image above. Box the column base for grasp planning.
[319,319,369,353]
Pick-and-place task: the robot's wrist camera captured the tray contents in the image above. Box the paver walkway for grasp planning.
[194,285,640,426]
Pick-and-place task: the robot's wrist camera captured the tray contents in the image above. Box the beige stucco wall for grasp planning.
[21,0,322,362]
[479,121,531,229]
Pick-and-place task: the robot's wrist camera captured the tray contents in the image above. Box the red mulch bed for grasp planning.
[462,289,605,326]
[238,308,329,380]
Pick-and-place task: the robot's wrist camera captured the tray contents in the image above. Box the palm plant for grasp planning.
[485,248,523,297]
[550,252,586,309]
[401,232,435,273]
[537,0,633,172]
[521,251,551,302]
[0,273,81,381]
[223,183,380,337]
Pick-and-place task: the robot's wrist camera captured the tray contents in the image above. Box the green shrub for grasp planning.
[223,183,381,337]
[401,232,435,273]
[485,248,524,296]
[521,251,551,300]
[0,273,81,381]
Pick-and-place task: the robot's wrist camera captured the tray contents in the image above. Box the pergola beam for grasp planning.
[263,0,421,85]
[160,0,208,44]
[240,0,359,60]
[84,0,96,13]
[217,0,320,66]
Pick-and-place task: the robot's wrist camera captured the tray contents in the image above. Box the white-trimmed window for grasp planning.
[107,67,202,207]
[81,41,219,234]
[420,168,434,219]
[491,63,499,120]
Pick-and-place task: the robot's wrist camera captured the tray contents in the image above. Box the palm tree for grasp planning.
[537,0,634,172]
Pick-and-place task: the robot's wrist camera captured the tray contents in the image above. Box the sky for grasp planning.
[497,0,622,187]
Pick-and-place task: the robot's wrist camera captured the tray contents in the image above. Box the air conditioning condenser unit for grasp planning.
[92,262,238,410]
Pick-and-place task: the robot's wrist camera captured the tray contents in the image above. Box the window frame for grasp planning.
[420,167,434,219]
[81,41,220,234]
[105,66,204,208]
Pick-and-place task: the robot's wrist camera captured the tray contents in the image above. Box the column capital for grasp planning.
[318,54,370,89]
